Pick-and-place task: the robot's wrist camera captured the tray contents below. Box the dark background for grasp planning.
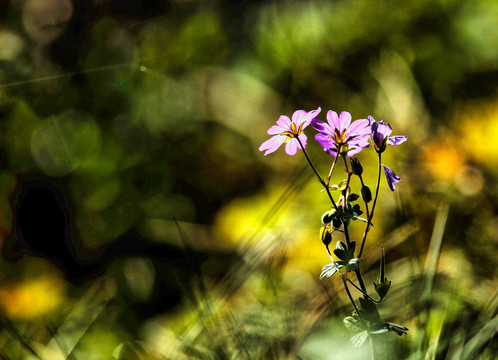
[0,0,496,358]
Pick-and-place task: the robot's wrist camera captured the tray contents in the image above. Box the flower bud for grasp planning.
[361,185,372,203]
[373,278,391,299]
[321,209,336,224]
[350,157,363,175]
[320,226,334,246]
[332,217,342,229]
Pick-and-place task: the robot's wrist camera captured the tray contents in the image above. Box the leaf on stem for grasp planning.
[320,263,342,279]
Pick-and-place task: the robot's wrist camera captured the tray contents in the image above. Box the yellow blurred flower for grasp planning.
[457,100,498,167]
[0,265,66,319]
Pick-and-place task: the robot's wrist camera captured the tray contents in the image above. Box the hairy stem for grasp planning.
[359,152,382,258]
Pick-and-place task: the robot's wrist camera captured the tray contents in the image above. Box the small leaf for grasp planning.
[348,193,360,202]
[359,297,381,323]
[320,263,339,279]
[333,248,346,259]
[353,216,369,224]
[337,180,348,191]
[343,316,363,332]
[386,322,409,336]
[346,258,360,272]
[369,327,389,335]
[336,241,347,251]
[347,241,356,257]
[350,330,368,348]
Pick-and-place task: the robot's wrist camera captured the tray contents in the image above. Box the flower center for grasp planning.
[280,122,305,138]
[329,129,348,145]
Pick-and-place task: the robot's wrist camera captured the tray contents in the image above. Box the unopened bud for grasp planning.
[320,226,334,246]
[350,157,363,175]
[321,209,337,224]
[361,185,372,203]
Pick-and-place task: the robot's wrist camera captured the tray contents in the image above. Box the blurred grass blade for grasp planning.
[43,280,116,359]
[422,202,449,301]
[413,202,449,357]
[459,313,498,360]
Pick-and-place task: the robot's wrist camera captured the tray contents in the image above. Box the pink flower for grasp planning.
[369,116,408,153]
[259,108,321,156]
[312,111,371,157]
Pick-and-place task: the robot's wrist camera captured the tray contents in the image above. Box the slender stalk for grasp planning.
[347,279,381,303]
[370,336,379,360]
[355,269,367,293]
[343,222,351,245]
[341,276,368,329]
[325,244,337,264]
[358,175,370,220]
[296,137,338,210]
[358,152,382,258]
[326,151,341,186]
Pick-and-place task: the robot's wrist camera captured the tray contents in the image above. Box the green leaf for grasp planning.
[348,193,360,202]
[320,263,341,279]
[353,216,369,224]
[385,322,409,336]
[359,297,381,323]
[336,241,347,251]
[337,180,348,191]
[350,330,369,348]
[346,258,361,272]
[343,316,363,332]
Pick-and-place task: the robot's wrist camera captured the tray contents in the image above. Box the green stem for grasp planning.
[326,151,341,186]
[342,276,368,329]
[347,279,381,303]
[370,336,379,360]
[355,269,367,294]
[296,137,338,210]
[358,175,371,220]
[358,152,382,258]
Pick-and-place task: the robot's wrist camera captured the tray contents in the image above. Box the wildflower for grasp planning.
[312,111,370,157]
[369,116,407,153]
[383,165,401,191]
[259,108,321,156]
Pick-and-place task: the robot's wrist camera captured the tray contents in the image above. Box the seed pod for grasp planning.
[361,185,372,203]
[320,226,333,246]
[350,157,363,175]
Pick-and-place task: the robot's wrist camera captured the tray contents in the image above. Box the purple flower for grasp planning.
[259,108,321,156]
[312,111,370,157]
[383,164,401,191]
[369,116,408,153]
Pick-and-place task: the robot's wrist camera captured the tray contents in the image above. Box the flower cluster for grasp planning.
[260,109,407,191]
[259,108,409,348]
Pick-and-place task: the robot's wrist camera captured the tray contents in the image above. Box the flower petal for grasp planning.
[267,124,285,135]
[297,133,307,149]
[315,133,334,149]
[294,107,321,128]
[285,138,299,155]
[259,135,286,156]
[327,110,341,131]
[338,111,352,130]
[312,118,326,132]
[383,164,401,191]
[347,119,370,134]
[387,136,408,146]
[276,115,291,130]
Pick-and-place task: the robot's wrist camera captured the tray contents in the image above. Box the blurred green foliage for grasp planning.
[0,0,496,358]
